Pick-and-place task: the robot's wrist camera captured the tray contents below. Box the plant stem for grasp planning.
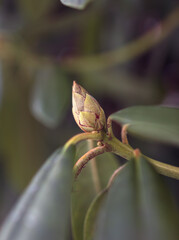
[121,124,130,145]
[103,136,133,159]
[61,7,179,72]
[73,145,108,179]
[145,157,179,180]
[64,131,103,150]
[106,117,114,139]
[105,136,179,180]
[64,124,179,180]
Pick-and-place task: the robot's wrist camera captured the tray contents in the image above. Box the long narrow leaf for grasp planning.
[0,146,75,240]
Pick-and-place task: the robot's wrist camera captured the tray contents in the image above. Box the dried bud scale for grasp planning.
[72,81,106,132]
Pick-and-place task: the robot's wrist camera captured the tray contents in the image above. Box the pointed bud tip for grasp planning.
[72,80,76,90]
[72,82,106,132]
[73,81,81,93]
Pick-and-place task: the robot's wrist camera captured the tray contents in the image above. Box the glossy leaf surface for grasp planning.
[93,155,179,240]
[71,141,118,240]
[0,146,75,240]
[83,189,107,240]
[110,106,179,146]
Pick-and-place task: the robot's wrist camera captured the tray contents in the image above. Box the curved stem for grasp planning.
[106,117,114,139]
[145,156,179,180]
[121,124,130,145]
[106,136,179,180]
[73,145,108,179]
[64,131,103,150]
[64,125,179,180]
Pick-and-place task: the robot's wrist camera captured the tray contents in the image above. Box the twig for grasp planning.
[61,7,179,72]
[73,145,109,179]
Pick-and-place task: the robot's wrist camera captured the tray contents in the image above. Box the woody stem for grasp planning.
[121,124,130,145]
[73,145,108,179]
[107,117,114,138]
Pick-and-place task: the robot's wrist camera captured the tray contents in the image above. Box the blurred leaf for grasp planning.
[0,68,48,189]
[18,0,55,21]
[83,166,126,240]
[0,62,3,106]
[84,189,107,240]
[61,8,179,72]
[30,67,70,128]
[94,155,179,240]
[60,0,92,10]
[71,141,118,240]
[0,146,75,240]
[110,106,179,146]
[84,71,160,105]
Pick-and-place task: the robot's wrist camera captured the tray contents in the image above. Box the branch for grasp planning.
[61,7,179,72]
[73,145,109,179]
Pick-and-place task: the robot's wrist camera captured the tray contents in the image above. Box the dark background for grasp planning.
[0,0,178,224]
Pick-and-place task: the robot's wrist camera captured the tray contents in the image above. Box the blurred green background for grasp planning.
[0,0,178,225]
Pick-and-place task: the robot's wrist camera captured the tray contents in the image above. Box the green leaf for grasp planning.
[83,189,107,240]
[71,141,118,240]
[60,0,92,10]
[30,67,70,128]
[0,146,75,240]
[110,105,179,146]
[94,155,179,240]
[84,71,160,104]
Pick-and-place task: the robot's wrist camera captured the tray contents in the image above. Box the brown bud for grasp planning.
[72,81,106,132]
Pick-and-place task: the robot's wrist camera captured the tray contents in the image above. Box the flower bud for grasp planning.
[72,81,106,132]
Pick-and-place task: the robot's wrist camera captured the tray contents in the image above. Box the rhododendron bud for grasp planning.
[72,81,106,132]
